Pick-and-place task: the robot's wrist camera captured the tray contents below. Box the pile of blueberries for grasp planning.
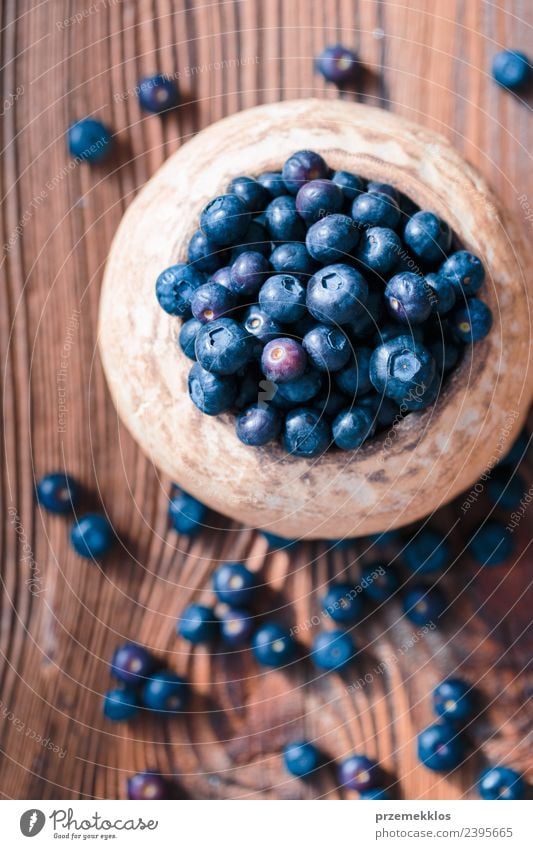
[156,148,493,457]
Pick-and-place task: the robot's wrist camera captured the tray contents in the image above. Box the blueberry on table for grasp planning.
[188,230,228,274]
[332,170,364,202]
[492,50,531,90]
[195,318,253,375]
[219,607,254,646]
[306,213,359,264]
[478,765,525,800]
[338,754,381,790]
[361,563,399,603]
[417,723,465,771]
[168,489,206,534]
[359,788,391,800]
[188,362,238,415]
[370,335,436,404]
[236,404,282,446]
[334,347,373,397]
[385,272,434,324]
[451,298,493,343]
[36,472,81,514]
[257,170,287,198]
[270,242,317,280]
[178,317,202,360]
[177,603,218,643]
[264,195,306,241]
[306,264,368,325]
[282,149,329,195]
[311,629,355,671]
[432,678,476,724]
[468,521,514,567]
[261,338,307,383]
[283,407,331,457]
[403,210,452,264]
[228,175,270,212]
[403,528,451,574]
[322,583,363,624]
[315,44,359,85]
[438,250,485,297]
[351,192,401,229]
[295,178,344,224]
[200,194,251,247]
[332,406,376,450]
[283,741,321,777]
[137,74,179,113]
[127,771,169,800]
[103,688,139,722]
[212,562,257,605]
[259,274,307,323]
[276,370,322,405]
[252,622,295,667]
[403,585,447,625]
[142,671,190,713]
[229,250,270,297]
[356,226,402,276]
[155,263,203,316]
[243,305,282,344]
[424,273,456,315]
[367,181,399,202]
[303,325,351,372]
[190,282,237,323]
[110,642,156,686]
[70,513,113,559]
[67,117,113,162]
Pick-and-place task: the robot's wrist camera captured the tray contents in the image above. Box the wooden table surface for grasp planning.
[1,0,531,800]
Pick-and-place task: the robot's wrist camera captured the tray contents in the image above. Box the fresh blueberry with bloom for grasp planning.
[358,393,400,429]
[438,250,485,297]
[168,488,206,534]
[195,318,253,375]
[303,325,351,372]
[282,150,329,194]
[270,242,317,279]
[315,44,359,85]
[322,583,363,624]
[295,179,344,224]
[127,772,169,800]
[276,370,323,405]
[403,528,451,574]
[385,272,434,325]
[361,563,399,603]
[432,678,476,724]
[311,629,355,671]
[142,670,190,713]
[338,754,381,790]
[219,608,254,646]
[403,585,447,625]
[228,175,270,212]
[177,604,219,643]
[468,521,514,567]
[261,338,308,383]
[264,195,306,241]
[367,181,399,202]
[403,210,452,264]
[332,407,376,450]
[478,765,525,800]
[178,317,202,360]
[36,472,81,514]
[257,171,287,198]
[492,50,531,90]
[429,334,462,374]
[232,219,271,258]
[312,389,347,420]
[306,264,368,325]
[417,723,465,771]
[155,263,203,316]
[67,117,113,162]
[188,363,238,415]
[424,273,456,315]
[252,622,295,667]
[335,348,373,397]
[332,170,364,202]
[236,404,282,446]
[370,335,436,404]
[375,320,425,345]
[283,408,331,457]
[200,194,251,247]
[359,788,391,800]
[137,74,179,113]
[283,741,322,777]
[229,251,270,297]
[243,306,282,346]
[190,282,237,323]
[259,274,307,323]
[111,642,156,686]
[306,213,359,264]
[70,513,113,559]
[351,192,401,229]
[451,298,493,343]
[234,368,262,409]
[188,230,228,274]
[103,688,140,721]
[212,562,257,606]
[356,227,402,276]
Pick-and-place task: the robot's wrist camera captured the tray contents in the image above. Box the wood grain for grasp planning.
[0,0,531,800]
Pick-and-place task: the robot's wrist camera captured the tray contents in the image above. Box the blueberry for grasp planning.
[468,521,514,567]
[359,788,391,800]
[212,562,256,605]
[433,679,476,724]
[257,171,287,198]
[67,117,113,162]
[313,388,348,420]
[234,369,261,410]
[188,230,228,274]
[276,370,323,404]
[332,406,375,450]
[282,150,329,195]
[283,741,321,777]
[311,629,355,671]
[375,321,425,345]
[142,671,190,713]
[232,219,271,258]
[195,318,253,375]
[367,181,399,202]
[338,754,381,790]
[228,175,270,212]
[261,338,307,383]
[303,325,351,372]
[385,272,433,324]
[352,192,401,229]
[306,214,359,264]
[358,393,400,429]
[243,305,282,344]
[361,563,399,602]
[335,347,373,397]
[137,74,179,113]
[259,275,307,323]
[252,622,295,667]
[70,513,113,559]
[236,404,282,446]
[487,467,526,510]
[403,528,450,574]
[307,264,368,325]
[478,765,525,800]
[492,50,531,90]
[428,335,461,374]
[438,250,485,297]
[270,242,317,280]
[111,643,156,686]
[190,282,237,323]
[417,723,465,771]
[188,362,238,414]
[283,407,331,457]
[404,210,452,264]
[315,44,359,85]
[425,273,456,315]
[219,608,254,646]
[178,317,202,359]
[265,196,306,241]
[168,489,206,534]
[177,603,218,643]
[400,372,440,412]
[370,335,436,404]
[344,288,383,338]
[127,772,169,800]
[200,194,251,247]
[103,688,139,721]
[155,263,203,316]
[229,251,270,296]
[295,178,344,224]
[260,531,299,549]
[322,583,363,623]
[332,170,365,202]
[403,585,447,625]
[451,298,492,343]
[36,472,81,514]
[356,227,402,276]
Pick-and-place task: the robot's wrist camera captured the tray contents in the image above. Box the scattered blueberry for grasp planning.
[177,603,218,643]
[468,521,514,567]
[359,787,391,799]
[103,688,139,722]
[283,740,321,777]
[127,771,169,800]
[70,513,113,559]
[252,622,295,667]
[403,528,450,574]
[322,583,363,623]
[283,407,331,457]
[212,562,256,605]
[361,563,399,602]
[236,404,282,446]
[403,585,447,625]
[168,488,206,534]
[137,74,179,113]
[338,754,381,790]
[311,629,355,671]
[219,607,254,646]
[316,44,359,85]
[478,765,525,800]
[142,670,190,713]
[111,643,156,686]
[492,50,531,91]
[36,472,81,514]
[433,678,476,724]
[417,723,465,771]
[67,117,113,162]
